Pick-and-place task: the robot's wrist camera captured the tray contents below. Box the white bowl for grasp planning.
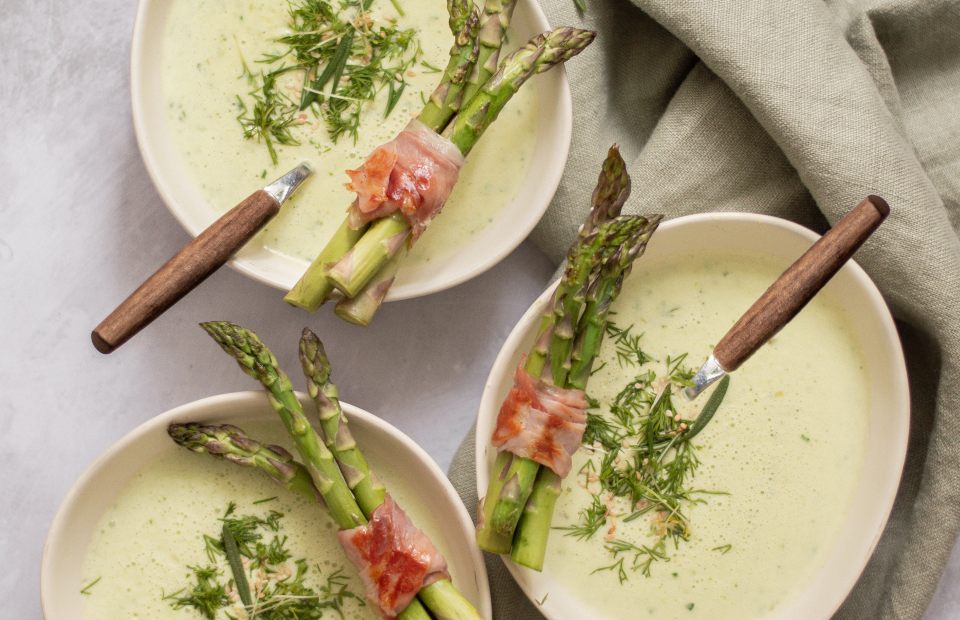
[42,391,491,620]
[130,0,571,301]
[475,212,909,620]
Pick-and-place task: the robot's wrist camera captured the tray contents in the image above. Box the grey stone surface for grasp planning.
[0,1,956,618]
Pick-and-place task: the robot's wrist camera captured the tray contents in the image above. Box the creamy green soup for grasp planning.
[79,421,453,620]
[545,250,870,619]
[160,0,538,268]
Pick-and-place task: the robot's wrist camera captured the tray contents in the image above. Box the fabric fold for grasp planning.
[454,0,960,618]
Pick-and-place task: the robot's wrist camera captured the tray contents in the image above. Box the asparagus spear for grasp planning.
[326,27,597,299]
[283,219,369,313]
[299,328,386,513]
[459,0,519,105]
[326,213,411,299]
[285,0,481,312]
[507,467,560,570]
[417,0,482,131]
[476,452,519,554]
[168,422,326,509]
[334,244,407,325]
[204,323,484,620]
[525,148,632,375]
[567,215,661,389]
[450,27,596,155]
[202,321,366,530]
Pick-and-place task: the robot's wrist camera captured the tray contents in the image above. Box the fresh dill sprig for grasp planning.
[605,538,669,578]
[236,0,422,162]
[583,410,622,453]
[561,322,730,579]
[606,323,653,368]
[555,492,607,540]
[591,557,628,584]
[666,353,695,386]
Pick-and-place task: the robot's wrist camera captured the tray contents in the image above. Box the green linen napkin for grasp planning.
[448,0,960,618]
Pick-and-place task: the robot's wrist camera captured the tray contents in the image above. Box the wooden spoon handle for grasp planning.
[92,190,281,354]
[713,195,889,372]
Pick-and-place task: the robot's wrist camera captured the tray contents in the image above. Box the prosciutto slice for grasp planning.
[338,494,450,619]
[345,119,465,242]
[490,358,589,478]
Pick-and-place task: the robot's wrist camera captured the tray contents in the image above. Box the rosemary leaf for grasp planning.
[222,521,253,610]
[385,78,405,118]
[684,375,730,442]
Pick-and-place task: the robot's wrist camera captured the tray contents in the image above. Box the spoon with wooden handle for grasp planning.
[91,163,313,354]
[683,195,889,399]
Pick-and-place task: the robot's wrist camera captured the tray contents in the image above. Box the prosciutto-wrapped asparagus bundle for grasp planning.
[477,147,663,570]
[197,322,484,620]
[285,0,595,326]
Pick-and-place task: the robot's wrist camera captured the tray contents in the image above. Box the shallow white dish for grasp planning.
[475,212,909,620]
[130,0,571,301]
[42,391,491,620]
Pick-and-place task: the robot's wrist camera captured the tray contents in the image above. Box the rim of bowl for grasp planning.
[41,391,491,620]
[475,211,909,620]
[129,0,571,302]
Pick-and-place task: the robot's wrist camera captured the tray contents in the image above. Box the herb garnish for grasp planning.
[166,502,362,619]
[557,323,730,579]
[80,576,102,595]
[236,0,422,164]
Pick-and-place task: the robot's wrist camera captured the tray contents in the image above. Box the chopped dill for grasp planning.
[169,503,363,619]
[712,544,732,554]
[591,557,628,584]
[559,322,731,580]
[253,496,279,504]
[556,492,607,540]
[164,565,230,619]
[606,323,653,367]
[80,576,101,595]
[236,0,422,163]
